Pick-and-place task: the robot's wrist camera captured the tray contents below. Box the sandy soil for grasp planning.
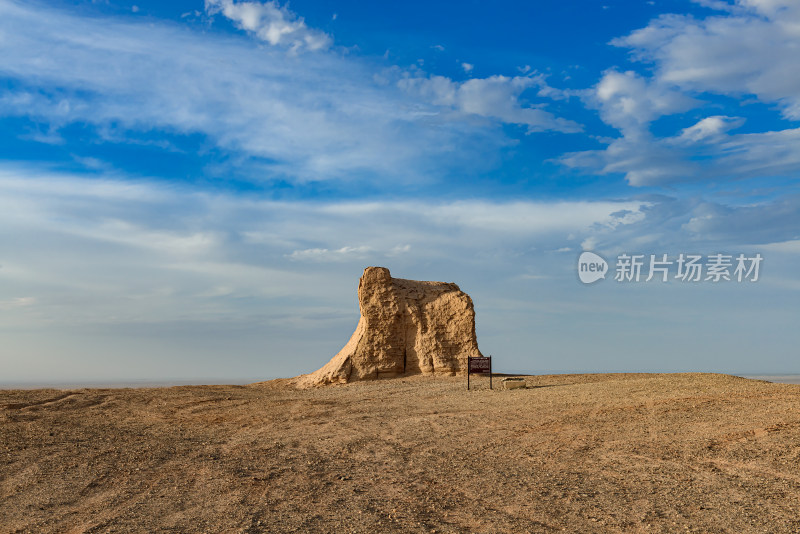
[2,373,800,533]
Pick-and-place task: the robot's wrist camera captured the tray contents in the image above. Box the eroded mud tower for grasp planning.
[297,267,483,387]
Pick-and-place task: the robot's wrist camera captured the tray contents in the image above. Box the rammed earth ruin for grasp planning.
[297,267,483,387]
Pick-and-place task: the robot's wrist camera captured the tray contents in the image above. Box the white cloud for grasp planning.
[756,239,800,253]
[678,194,800,244]
[691,0,739,11]
[431,200,646,233]
[560,135,696,186]
[616,1,800,120]
[590,69,697,135]
[461,62,474,73]
[581,236,599,251]
[712,128,800,178]
[387,244,411,257]
[0,0,530,184]
[0,167,654,325]
[288,246,372,262]
[563,120,800,186]
[677,115,744,142]
[205,0,331,53]
[562,1,800,186]
[0,297,36,310]
[398,74,582,133]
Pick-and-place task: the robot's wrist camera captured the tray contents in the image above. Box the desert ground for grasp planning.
[2,373,800,533]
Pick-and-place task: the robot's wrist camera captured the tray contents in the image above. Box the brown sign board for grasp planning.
[468,357,491,374]
[467,356,492,390]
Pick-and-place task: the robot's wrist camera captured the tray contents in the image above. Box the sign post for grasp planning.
[467,356,492,390]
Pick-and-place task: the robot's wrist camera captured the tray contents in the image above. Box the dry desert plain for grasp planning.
[2,372,800,533]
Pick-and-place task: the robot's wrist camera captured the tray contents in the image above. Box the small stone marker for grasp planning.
[502,378,526,390]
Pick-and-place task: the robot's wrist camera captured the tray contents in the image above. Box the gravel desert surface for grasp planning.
[2,373,800,533]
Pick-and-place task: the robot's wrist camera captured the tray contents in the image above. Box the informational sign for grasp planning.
[467,356,492,390]
[469,357,491,374]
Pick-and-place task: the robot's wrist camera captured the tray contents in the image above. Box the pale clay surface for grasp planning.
[297,267,482,387]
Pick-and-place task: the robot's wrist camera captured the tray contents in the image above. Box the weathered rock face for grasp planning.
[297,267,482,387]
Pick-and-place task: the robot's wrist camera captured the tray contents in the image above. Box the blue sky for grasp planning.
[2,0,799,382]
